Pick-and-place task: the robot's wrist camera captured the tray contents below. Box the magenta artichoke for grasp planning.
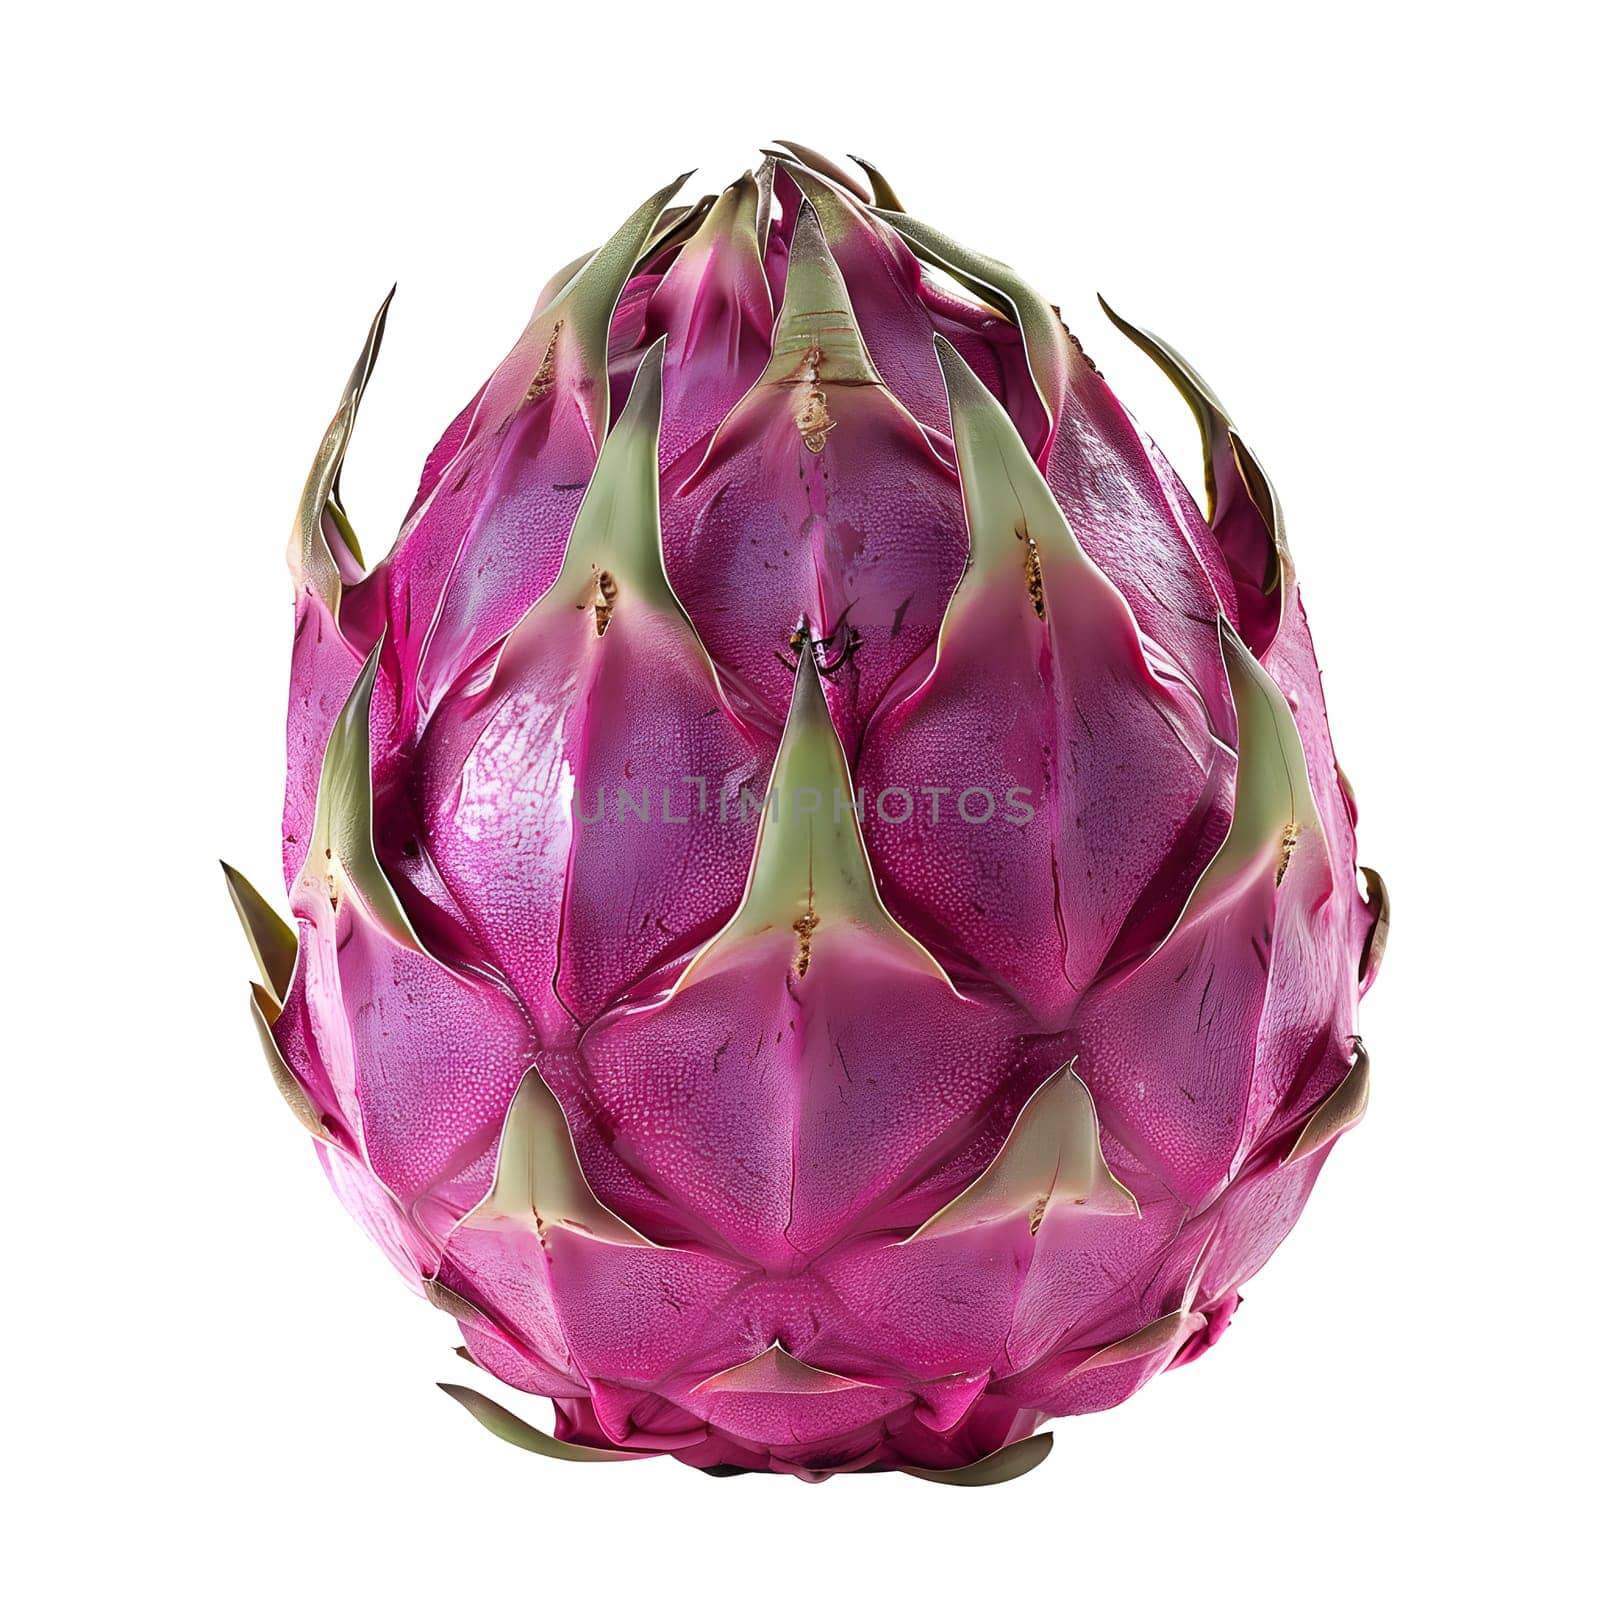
[227,146,1387,1484]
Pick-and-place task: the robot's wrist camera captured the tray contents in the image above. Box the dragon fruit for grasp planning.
[226,145,1387,1484]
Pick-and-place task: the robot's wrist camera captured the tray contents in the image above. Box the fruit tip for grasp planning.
[847,152,905,211]
[787,195,826,249]
[627,334,668,402]
[1096,292,1134,333]
[930,332,970,388]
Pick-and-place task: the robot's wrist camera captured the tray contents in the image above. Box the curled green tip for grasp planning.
[847,153,905,212]
[772,141,872,202]
[902,1431,1053,1486]
[221,860,298,1006]
[436,1383,645,1462]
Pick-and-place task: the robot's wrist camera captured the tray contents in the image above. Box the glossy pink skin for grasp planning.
[274,163,1378,1478]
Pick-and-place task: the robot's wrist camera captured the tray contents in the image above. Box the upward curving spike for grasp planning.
[875,208,1071,455]
[641,193,716,268]
[543,174,692,413]
[650,175,775,377]
[671,172,765,272]
[290,287,392,612]
[848,153,905,212]
[676,636,948,991]
[221,861,298,1007]
[300,642,429,956]
[773,141,873,202]
[933,334,1088,584]
[773,157,890,252]
[931,334,1173,690]
[1097,296,1291,648]
[544,337,673,615]
[1096,296,1238,520]
[1196,618,1324,900]
[467,174,689,463]
[490,338,725,686]
[461,1067,657,1247]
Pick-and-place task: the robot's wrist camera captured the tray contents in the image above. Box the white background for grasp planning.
[6,2,1594,1594]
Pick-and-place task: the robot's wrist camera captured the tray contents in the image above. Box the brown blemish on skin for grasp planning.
[589,568,619,636]
[526,322,562,401]
[1017,523,1046,619]
[1276,822,1301,887]
[798,384,833,453]
[784,343,837,454]
[793,908,819,977]
[1027,1196,1048,1236]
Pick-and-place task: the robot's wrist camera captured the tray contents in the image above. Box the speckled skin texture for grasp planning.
[256,150,1383,1481]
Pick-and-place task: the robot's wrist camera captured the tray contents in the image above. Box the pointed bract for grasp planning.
[1286,1041,1371,1165]
[1099,295,1291,651]
[392,175,691,723]
[858,338,1228,1018]
[222,862,297,1006]
[463,1067,657,1247]
[677,636,947,991]
[1359,866,1391,992]
[1074,1309,1206,1372]
[1190,617,1324,906]
[767,202,882,390]
[300,643,428,957]
[249,985,328,1142]
[507,173,692,450]
[693,1344,866,1395]
[849,153,905,212]
[290,288,391,612]
[904,1064,1137,1242]
[773,140,873,202]
[438,1384,646,1462]
[903,1432,1054,1486]
[873,206,1070,456]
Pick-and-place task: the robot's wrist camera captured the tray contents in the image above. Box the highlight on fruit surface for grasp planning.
[227,143,1387,1483]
